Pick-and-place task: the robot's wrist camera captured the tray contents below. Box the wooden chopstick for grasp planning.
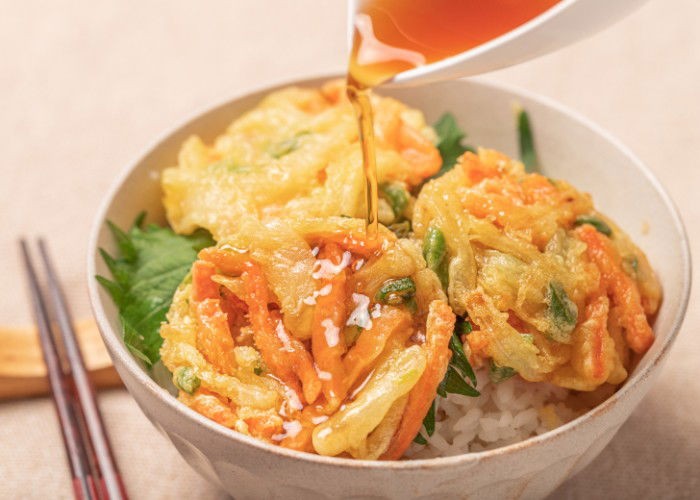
[19,239,99,500]
[36,239,128,500]
[0,319,122,400]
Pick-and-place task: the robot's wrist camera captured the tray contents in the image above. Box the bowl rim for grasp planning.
[87,73,691,470]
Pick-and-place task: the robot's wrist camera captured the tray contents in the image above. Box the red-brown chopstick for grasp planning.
[19,239,128,500]
[37,239,128,500]
[19,239,98,500]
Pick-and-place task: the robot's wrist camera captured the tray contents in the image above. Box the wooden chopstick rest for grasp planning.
[0,318,121,400]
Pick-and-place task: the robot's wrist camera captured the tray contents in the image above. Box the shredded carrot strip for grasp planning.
[219,287,250,342]
[382,300,455,460]
[241,261,321,404]
[459,151,501,185]
[195,299,237,376]
[575,225,654,353]
[186,391,237,428]
[280,406,325,453]
[199,248,321,399]
[398,123,442,178]
[311,243,349,411]
[586,294,609,381]
[462,192,517,228]
[219,286,247,317]
[191,260,220,302]
[308,232,383,256]
[507,311,527,332]
[198,247,248,275]
[520,174,558,204]
[198,247,251,339]
[482,175,525,201]
[270,310,322,405]
[241,261,300,397]
[343,307,412,391]
[280,421,313,452]
[245,414,283,441]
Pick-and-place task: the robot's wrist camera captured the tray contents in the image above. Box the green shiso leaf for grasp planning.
[574,215,613,237]
[442,364,481,397]
[517,109,540,173]
[449,329,477,388]
[416,318,480,444]
[432,112,476,179]
[546,281,578,343]
[96,213,214,365]
[488,359,517,384]
[413,432,428,445]
[424,399,437,436]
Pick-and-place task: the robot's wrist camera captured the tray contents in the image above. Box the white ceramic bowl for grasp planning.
[88,76,690,500]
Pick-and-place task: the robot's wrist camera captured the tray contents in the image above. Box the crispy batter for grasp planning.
[158,83,660,460]
[195,299,237,376]
[382,301,454,460]
[311,244,349,411]
[576,224,654,353]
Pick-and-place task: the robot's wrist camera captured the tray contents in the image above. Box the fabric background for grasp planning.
[1,1,698,498]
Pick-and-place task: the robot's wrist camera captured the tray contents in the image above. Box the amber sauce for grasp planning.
[346,0,561,236]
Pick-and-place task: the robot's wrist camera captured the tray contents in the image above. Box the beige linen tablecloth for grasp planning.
[1,1,698,498]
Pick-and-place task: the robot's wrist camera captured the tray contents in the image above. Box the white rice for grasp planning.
[405,369,580,458]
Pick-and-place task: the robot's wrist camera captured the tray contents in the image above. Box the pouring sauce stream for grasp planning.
[346,0,560,235]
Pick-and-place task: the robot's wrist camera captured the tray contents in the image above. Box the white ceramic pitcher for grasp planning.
[349,0,651,87]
